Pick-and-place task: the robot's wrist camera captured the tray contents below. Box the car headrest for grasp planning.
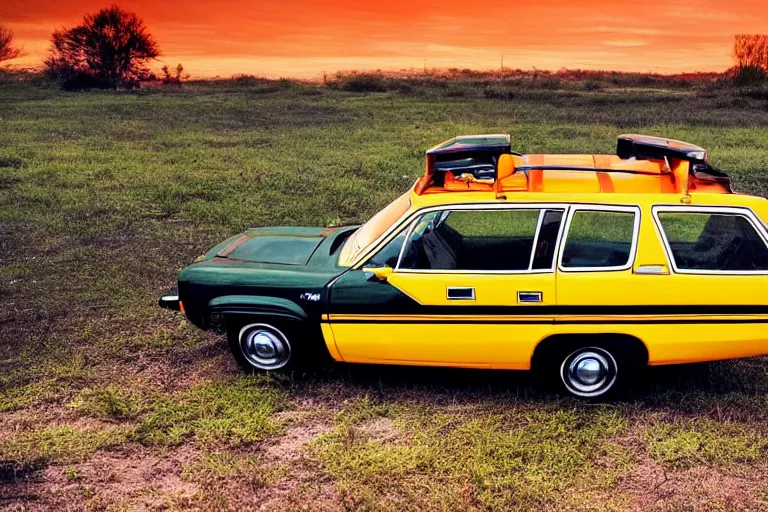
[497,154,516,180]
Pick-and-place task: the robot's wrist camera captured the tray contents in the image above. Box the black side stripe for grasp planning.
[328,318,768,325]
[329,305,768,316]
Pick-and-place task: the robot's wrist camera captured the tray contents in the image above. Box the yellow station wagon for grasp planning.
[161,134,768,398]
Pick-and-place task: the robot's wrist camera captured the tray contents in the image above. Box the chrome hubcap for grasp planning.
[560,348,617,397]
[239,324,291,370]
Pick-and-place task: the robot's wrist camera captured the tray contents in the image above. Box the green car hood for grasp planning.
[215,227,332,265]
[200,226,356,269]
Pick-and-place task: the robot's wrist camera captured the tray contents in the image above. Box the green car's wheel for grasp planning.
[227,320,296,373]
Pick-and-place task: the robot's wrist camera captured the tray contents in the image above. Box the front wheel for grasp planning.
[227,321,296,373]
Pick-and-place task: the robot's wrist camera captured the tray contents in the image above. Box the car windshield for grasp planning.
[338,191,411,267]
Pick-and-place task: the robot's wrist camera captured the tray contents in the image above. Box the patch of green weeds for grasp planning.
[69,384,147,420]
[134,375,290,447]
[0,425,131,471]
[311,403,630,510]
[0,354,94,412]
[336,394,399,425]
[183,452,287,490]
[645,419,768,469]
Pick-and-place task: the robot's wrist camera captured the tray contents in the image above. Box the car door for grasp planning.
[326,204,568,369]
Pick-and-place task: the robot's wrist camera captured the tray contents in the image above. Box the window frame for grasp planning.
[652,205,768,275]
[557,205,641,273]
[388,202,570,275]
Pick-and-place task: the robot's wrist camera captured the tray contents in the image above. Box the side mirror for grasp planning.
[365,266,393,281]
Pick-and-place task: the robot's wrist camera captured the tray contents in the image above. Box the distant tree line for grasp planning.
[3,9,768,89]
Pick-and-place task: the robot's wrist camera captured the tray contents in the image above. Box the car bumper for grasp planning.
[158,288,182,311]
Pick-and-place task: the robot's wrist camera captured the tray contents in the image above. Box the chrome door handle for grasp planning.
[447,287,475,300]
[518,291,543,303]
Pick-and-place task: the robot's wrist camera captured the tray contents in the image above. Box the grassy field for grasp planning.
[2,75,768,511]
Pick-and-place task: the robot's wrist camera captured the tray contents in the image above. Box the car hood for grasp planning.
[203,226,357,268]
[214,227,330,265]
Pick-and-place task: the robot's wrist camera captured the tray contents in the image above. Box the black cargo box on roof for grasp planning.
[617,134,708,163]
[426,134,515,180]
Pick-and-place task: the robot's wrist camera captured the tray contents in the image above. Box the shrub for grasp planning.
[732,65,767,86]
[484,88,514,100]
[161,63,184,86]
[44,59,108,90]
[584,79,602,91]
[337,74,388,93]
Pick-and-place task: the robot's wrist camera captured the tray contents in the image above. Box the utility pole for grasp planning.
[501,54,504,73]
[424,58,426,74]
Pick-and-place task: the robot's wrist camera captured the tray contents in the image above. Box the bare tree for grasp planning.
[161,63,185,86]
[46,5,159,89]
[0,25,21,64]
[734,34,768,70]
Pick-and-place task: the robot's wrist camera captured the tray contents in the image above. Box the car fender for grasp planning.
[208,295,308,321]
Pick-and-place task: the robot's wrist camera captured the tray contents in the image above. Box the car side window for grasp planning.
[398,209,543,271]
[561,210,637,269]
[657,212,768,272]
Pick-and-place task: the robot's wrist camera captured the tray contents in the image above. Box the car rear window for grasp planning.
[657,212,768,272]
[561,210,636,269]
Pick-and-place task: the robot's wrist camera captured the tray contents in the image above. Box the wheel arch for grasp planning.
[531,333,649,370]
[218,297,332,367]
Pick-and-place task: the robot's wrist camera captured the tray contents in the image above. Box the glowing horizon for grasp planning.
[2,0,766,79]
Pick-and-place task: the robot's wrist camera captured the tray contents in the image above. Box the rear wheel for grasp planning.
[227,321,296,373]
[533,337,645,400]
[559,346,618,398]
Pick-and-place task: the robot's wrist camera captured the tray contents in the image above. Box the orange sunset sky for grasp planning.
[2,0,767,78]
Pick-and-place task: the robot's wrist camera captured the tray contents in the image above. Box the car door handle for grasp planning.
[447,287,475,300]
[518,291,543,303]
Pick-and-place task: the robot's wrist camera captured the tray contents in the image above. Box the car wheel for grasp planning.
[227,321,294,373]
[558,346,621,399]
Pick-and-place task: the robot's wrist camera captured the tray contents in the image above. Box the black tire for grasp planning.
[226,318,300,374]
[533,337,645,400]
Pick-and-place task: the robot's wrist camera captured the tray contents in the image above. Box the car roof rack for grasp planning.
[414,134,732,195]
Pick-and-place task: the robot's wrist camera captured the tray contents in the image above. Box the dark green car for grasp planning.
[158,185,414,372]
[160,225,358,370]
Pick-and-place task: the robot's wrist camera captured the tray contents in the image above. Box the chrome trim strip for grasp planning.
[393,268,555,275]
